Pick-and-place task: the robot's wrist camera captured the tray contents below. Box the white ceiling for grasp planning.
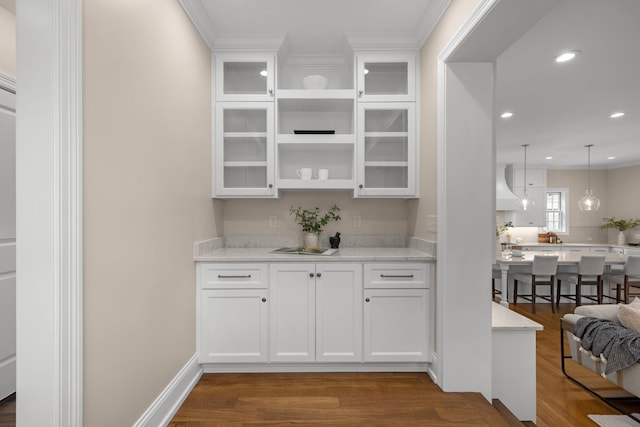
[496,0,640,170]
[182,0,640,171]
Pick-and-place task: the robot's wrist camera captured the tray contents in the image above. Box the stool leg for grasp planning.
[556,279,562,306]
[531,277,536,314]
[550,277,555,313]
[513,279,518,305]
[576,276,582,307]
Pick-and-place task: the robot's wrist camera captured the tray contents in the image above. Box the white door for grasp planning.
[199,289,268,363]
[315,263,363,362]
[363,288,430,362]
[269,263,315,362]
[0,85,16,400]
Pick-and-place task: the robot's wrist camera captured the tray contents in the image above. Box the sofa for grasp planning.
[562,302,640,400]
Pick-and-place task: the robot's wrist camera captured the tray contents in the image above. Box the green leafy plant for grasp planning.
[600,217,640,232]
[496,221,513,237]
[289,205,341,235]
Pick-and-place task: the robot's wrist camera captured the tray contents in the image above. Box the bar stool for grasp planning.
[492,268,502,298]
[602,255,640,303]
[513,255,559,314]
[556,255,606,307]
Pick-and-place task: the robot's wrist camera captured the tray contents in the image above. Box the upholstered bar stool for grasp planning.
[555,255,606,307]
[513,255,559,313]
[492,267,502,298]
[602,255,640,303]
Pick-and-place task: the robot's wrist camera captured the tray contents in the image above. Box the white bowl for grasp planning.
[302,75,328,90]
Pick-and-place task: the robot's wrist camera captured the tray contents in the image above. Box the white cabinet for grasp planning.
[214,53,275,102]
[363,263,431,362]
[356,53,416,102]
[507,168,546,227]
[512,167,546,189]
[275,92,356,190]
[269,263,363,363]
[356,103,416,197]
[198,263,269,363]
[214,103,275,197]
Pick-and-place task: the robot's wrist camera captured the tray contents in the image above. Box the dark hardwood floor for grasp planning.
[0,394,15,427]
[0,302,632,426]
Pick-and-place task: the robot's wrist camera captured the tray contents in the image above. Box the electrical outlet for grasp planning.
[269,216,277,228]
[353,215,361,228]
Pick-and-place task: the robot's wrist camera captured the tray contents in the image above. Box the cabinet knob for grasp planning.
[268,89,274,96]
[316,273,322,278]
[309,273,315,278]
[261,297,267,302]
[365,298,370,302]
[358,90,364,97]
[268,184,273,188]
[359,184,363,189]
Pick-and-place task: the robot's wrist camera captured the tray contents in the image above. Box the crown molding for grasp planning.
[178,0,216,50]
[212,33,287,52]
[416,0,453,47]
[0,72,15,93]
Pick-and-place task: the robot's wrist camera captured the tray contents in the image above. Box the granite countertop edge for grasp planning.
[195,247,435,262]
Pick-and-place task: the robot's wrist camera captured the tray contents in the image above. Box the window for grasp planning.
[545,188,568,233]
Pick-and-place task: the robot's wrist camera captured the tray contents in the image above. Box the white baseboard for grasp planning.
[133,353,203,427]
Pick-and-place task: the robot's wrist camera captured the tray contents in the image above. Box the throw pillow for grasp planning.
[618,303,640,332]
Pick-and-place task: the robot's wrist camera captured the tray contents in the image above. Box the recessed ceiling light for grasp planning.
[555,50,580,63]
[608,156,616,160]
[610,112,625,118]
[500,111,513,119]
[260,70,268,77]
[545,156,553,160]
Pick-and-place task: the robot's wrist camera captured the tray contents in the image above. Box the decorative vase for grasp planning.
[304,233,319,248]
[618,231,626,246]
[496,237,502,257]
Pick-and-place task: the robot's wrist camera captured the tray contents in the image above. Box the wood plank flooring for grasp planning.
[1,302,634,426]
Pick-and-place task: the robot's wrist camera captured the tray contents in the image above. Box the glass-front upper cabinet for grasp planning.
[357,103,416,197]
[214,53,275,102]
[356,54,415,102]
[214,103,275,197]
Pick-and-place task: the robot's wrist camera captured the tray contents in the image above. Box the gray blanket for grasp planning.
[574,316,640,375]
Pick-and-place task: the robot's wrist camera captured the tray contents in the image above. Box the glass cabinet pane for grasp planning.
[223,62,268,95]
[363,62,408,96]
[224,166,267,188]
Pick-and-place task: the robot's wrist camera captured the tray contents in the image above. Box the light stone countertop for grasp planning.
[194,247,435,263]
[492,302,543,331]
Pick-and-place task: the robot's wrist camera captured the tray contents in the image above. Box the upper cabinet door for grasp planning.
[356,54,416,102]
[215,53,275,102]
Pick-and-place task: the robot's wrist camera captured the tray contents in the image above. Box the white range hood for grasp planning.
[496,164,518,211]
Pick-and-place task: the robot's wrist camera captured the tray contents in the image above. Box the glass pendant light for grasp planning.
[519,144,532,211]
[578,144,601,211]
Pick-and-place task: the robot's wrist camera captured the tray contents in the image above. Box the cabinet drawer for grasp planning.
[199,263,268,289]
[364,263,429,289]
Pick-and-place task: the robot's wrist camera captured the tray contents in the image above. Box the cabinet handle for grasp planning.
[365,298,370,302]
[380,274,414,278]
[316,273,322,278]
[218,274,251,279]
[309,273,315,278]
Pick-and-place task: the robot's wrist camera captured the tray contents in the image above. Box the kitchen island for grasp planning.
[195,245,436,374]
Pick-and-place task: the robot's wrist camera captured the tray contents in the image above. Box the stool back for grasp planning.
[625,255,640,277]
[577,255,606,276]
[532,255,559,276]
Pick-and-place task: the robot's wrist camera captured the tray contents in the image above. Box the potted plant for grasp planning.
[289,205,341,248]
[600,217,640,245]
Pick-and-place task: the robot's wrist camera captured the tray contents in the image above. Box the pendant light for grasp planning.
[519,144,532,211]
[578,144,601,211]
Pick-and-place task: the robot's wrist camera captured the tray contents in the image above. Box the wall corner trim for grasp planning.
[133,353,203,427]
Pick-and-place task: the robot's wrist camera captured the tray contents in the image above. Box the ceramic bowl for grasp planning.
[302,75,328,90]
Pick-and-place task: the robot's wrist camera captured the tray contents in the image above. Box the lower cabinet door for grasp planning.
[363,288,430,362]
[269,264,316,362]
[315,263,363,362]
[199,289,268,363]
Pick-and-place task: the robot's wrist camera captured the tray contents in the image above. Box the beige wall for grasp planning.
[408,0,483,240]
[0,4,15,78]
[83,1,222,425]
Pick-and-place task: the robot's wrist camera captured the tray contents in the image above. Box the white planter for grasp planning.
[304,233,319,248]
[618,231,626,246]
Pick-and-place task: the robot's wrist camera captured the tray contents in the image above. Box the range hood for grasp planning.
[496,164,518,211]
